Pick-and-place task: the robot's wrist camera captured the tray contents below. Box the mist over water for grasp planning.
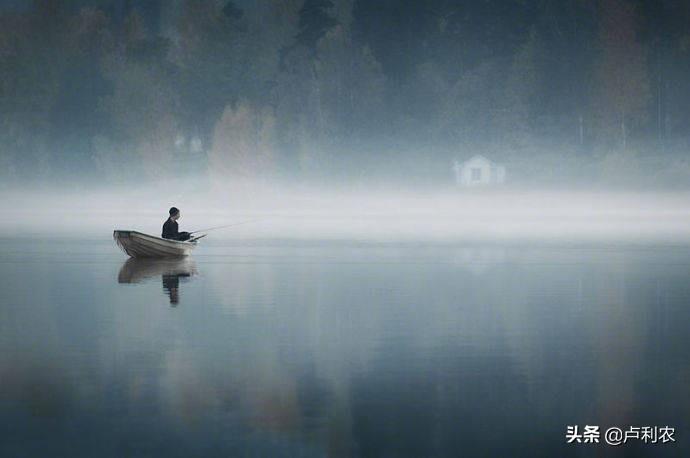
[3,183,690,245]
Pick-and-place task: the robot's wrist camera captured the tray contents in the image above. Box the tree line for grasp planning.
[1,0,690,186]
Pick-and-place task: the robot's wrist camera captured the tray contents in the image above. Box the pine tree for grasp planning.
[295,0,337,54]
[501,27,540,144]
[593,0,650,148]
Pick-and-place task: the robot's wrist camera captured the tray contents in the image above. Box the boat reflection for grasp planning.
[117,258,198,305]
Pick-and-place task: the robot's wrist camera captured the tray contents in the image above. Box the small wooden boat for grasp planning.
[113,230,199,258]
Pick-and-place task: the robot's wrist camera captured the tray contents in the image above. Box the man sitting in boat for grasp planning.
[162,207,191,241]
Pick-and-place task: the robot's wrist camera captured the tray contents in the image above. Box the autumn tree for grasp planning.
[208,99,276,184]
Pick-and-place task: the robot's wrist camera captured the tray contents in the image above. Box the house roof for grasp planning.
[459,154,493,166]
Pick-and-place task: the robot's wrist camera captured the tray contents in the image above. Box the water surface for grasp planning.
[0,238,688,457]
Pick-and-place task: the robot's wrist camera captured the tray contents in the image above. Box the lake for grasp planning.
[0,237,688,457]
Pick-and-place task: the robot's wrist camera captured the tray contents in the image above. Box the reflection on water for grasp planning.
[117,258,197,305]
[1,240,689,457]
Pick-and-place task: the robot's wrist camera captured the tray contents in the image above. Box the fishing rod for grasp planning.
[190,219,261,235]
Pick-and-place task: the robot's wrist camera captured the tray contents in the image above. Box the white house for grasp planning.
[175,134,204,155]
[453,155,506,187]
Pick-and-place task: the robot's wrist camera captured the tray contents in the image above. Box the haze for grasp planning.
[2,0,690,244]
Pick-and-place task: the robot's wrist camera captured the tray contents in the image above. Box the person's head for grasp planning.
[169,207,180,220]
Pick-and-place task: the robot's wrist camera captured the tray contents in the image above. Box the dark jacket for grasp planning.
[162,218,190,240]
[162,218,178,239]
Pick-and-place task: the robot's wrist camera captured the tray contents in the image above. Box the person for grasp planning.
[162,207,191,241]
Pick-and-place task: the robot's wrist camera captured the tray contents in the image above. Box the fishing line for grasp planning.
[190,219,261,234]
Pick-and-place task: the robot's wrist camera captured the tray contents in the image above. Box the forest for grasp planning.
[2,0,690,188]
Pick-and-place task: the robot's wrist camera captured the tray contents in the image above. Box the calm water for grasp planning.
[0,238,688,457]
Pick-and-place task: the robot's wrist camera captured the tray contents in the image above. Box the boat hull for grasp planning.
[113,230,197,258]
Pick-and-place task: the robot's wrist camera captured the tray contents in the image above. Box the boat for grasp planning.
[113,230,199,258]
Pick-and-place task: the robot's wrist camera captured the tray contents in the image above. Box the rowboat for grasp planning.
[113,230,199,258]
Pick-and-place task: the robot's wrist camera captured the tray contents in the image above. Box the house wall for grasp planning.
[454,156,506,186]
[496,165,506,183]
[459,157,492,186]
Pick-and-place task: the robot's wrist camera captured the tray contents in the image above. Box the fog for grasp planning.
[3,183,690,245]
[2,1,690,244]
